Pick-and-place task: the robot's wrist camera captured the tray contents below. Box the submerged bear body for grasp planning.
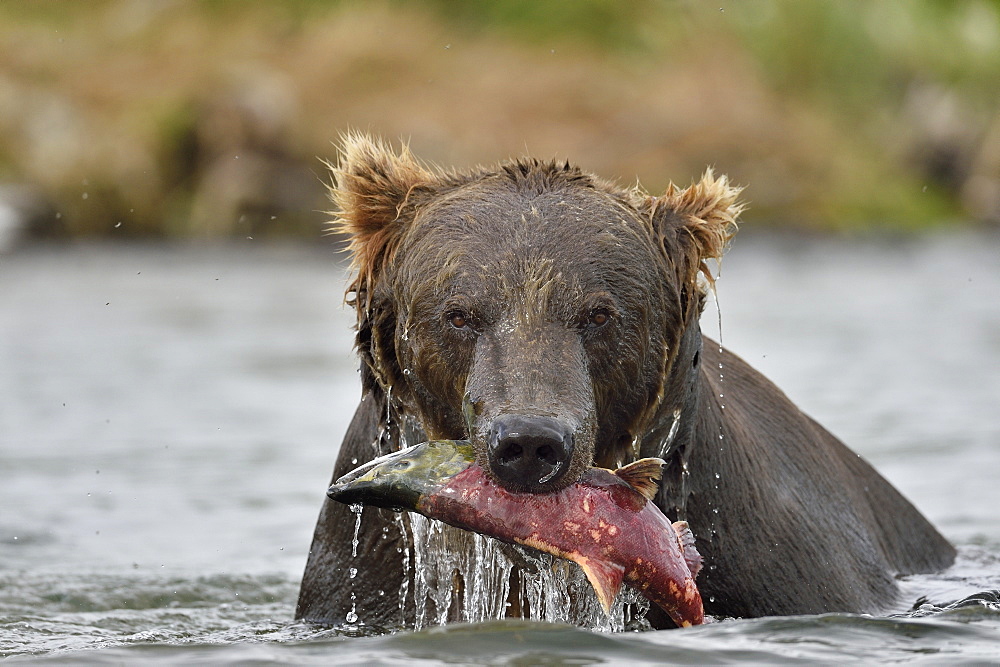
[296,136,954,628]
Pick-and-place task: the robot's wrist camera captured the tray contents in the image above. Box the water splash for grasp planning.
[517,554,649,632]
[394,513,412,624]
[462,533,515,624]
[404,515,647,632]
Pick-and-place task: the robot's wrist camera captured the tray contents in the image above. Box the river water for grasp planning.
[1,233,998,663]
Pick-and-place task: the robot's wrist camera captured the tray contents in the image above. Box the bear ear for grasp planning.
[642,169,744,289]
[328,133,436,305]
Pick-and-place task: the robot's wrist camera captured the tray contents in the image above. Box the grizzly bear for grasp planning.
[296,135,955,628]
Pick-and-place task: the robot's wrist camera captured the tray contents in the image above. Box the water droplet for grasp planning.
[714,472,721,479]
[81,192,88,200]
[348,567,358,579]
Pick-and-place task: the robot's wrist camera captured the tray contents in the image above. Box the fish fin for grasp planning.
[672,520,703,580]
[614,458,665,501]
[577,558,625,615]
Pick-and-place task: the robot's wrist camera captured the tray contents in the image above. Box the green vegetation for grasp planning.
[0,0,998,239]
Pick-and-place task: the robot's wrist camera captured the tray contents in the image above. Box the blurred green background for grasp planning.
[1,0,999,243]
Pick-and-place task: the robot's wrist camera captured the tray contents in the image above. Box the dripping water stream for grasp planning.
[346,503,364,625]
[404,515,649,632]
[707,271,726,597]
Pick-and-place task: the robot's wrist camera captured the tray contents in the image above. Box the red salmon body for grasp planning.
[417,463,704,627]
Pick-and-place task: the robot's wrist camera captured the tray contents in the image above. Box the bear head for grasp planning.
[330,134,742,493]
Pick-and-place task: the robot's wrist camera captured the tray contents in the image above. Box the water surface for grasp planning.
[1,235,998,663]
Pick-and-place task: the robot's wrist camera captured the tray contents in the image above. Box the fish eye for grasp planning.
[392,459,412,471]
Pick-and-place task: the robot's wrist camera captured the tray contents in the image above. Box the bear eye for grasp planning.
[447,310,469,329]
[586,308,611,329]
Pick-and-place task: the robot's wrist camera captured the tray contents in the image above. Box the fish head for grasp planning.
[327,440,475,511]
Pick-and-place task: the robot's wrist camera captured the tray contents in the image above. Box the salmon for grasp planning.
[327,439,704,627]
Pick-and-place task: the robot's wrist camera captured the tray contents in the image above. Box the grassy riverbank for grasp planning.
[1,1,998,239]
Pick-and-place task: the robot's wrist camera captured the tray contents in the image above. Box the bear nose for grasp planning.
[487,414,574,492]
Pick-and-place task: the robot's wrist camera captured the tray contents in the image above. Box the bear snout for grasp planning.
[487,414,575,493]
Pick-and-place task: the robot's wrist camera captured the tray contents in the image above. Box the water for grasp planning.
[1,234,999,663]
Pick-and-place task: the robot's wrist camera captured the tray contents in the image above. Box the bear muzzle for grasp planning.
[486,414,575,493]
